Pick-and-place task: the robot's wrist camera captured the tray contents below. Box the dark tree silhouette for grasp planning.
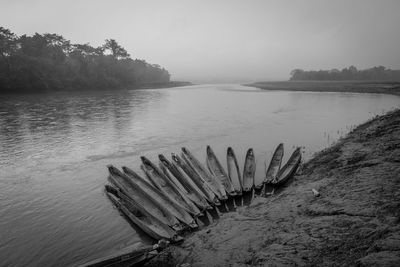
[290,65,400,81]
[0,27,170,93]
[103,39,130,59]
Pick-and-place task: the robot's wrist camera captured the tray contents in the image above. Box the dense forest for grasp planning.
[290,66,400,81]
[0,27,170,93]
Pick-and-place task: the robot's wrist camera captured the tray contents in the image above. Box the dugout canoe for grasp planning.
[107,165,182,231]
[227,147,242,195]
[140,156,202,217]
[122,165,197,229]
[272,147,301,186]
[158,155,205,214]
[206,145,235,197]
[79,243,162,267]
[242,148,256,192]
[181,147,225,200]
[265,143,284,184]
[105,185,182,242]
[172,152,221,206]
[163,154,212,210]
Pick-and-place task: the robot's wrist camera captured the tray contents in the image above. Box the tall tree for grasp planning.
[103,39,130,59]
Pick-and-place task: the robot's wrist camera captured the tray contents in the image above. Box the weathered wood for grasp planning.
[242,148,256,192]
[158,158,204,216]
[122,165,197,229]
[140,156,202,217]
[176,151,221,206]
[206,145,235,197]
[105,185,181,242]
[165,154,213,210]
[272,147,301,186]
[265,143,284,184]
[107,165,182,231]
[181,147,224,201]
[227,147,242,195]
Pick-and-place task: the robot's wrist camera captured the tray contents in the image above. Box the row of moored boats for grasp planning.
[105,144,302,243]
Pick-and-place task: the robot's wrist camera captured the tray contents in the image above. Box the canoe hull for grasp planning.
[181,147,225,200]
[272,147,301,186]
[265,143,284,184]
[107,165,182,231]
[206,145,235,197]
[105,185,180,242]
[242,148,256,192]
[227,147,242,195]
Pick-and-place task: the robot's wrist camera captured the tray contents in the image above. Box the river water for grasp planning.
[0,84,399,266]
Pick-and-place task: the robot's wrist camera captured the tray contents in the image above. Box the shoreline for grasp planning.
[127,81,193,90]
[246,81,400,96]
[147,108,400,266]
[0,81,193,95]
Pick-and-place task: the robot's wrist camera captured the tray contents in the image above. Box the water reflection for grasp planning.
[0,90,165,176]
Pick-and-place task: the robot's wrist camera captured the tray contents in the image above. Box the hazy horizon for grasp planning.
[1,0,400,83]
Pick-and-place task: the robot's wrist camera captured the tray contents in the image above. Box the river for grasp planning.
[0,84,399,266]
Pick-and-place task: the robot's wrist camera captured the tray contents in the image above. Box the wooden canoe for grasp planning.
[206,145,235,197]
[242,148,256,192]
[227,147,242,195]
[79,243,159,267]
[107,165,182,232]
[181,147,224,200]
[158,155,205,214]
[163,154,213,210]
[122,165,197,229]
[265,143,284,184]
[140,156,202,217]
[272,147,301,186]
[105,185,181,242]
[172,153,221,206]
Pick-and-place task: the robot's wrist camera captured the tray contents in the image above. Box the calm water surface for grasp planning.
[1,84,399,266]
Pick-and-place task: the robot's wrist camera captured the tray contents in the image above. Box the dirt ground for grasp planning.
[246,81,400,96]
[147,109,400,267]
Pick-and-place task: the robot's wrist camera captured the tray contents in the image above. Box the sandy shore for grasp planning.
[146,109,400,266]
[246,81,400,96]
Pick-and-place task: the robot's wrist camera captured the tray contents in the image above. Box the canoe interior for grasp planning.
[242,148,256,191]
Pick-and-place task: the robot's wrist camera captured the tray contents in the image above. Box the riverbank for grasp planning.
[128,81,192,89]
[246,81,400,95]
[0,81,193,95]
[147,109,400,266]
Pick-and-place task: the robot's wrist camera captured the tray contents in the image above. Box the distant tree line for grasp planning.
[0,27,170,93]
[290,66,400,81]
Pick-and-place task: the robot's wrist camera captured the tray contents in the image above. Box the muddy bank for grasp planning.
[147,109,400,266]
[246,81,400,96]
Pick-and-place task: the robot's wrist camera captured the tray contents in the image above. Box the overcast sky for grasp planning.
[1,0,400,82]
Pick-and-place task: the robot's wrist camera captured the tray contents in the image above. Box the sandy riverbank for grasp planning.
[146,109,400,266]
[246,81,400,96]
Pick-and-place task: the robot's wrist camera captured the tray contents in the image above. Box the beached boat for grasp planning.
[265,143,284,184]
[105,185,182,242]
[181,147,225,200]
[108,165,182,231]
[158,155,205,214]
[227,147,242,195]
[172,152,221,206]
[79,243,162,267]
[272,147,301,186]
[206,145,235,197]
[159,155,192,195]
[122,165,197,229]
[140,156,202,217]
[163,154,212,210]
[242,148,256,192]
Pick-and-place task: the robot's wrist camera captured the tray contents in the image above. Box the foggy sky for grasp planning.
[1,0,400,82]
